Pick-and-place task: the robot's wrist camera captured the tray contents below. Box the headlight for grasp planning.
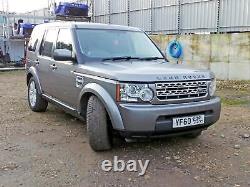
[117,83,154,102]
[209,78,216,96]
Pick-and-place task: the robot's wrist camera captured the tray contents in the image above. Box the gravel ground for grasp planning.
[0,71,249,187]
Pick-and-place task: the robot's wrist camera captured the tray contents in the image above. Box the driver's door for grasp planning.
[51,28,79,108]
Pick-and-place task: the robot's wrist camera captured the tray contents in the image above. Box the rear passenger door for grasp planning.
[27,26,44,76]
[38,29,58,95]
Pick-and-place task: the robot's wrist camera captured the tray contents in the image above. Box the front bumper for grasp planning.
[117,97,221,138]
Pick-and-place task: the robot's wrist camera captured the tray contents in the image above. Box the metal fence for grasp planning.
[92,0,250,34]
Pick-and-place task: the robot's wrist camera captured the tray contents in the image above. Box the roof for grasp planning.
[36,21,142,32]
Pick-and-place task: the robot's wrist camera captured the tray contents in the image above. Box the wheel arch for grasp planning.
[26,67,42,94]
[26,73,33,86]
[78,83,125,131]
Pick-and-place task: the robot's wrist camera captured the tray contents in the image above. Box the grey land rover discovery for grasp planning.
[26,22,221,151]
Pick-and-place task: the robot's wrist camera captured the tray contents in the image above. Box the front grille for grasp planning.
[155,81,208,101]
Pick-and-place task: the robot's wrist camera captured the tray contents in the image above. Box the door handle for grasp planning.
[35,60,39,65]
[50,64,57,70]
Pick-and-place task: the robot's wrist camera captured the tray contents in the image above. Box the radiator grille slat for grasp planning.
[155,81,208,101]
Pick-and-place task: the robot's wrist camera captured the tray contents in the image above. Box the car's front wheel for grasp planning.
[87,95,112,151]
[28,77,48,112]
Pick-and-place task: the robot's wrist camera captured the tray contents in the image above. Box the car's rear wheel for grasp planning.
[184,130,202,138]
[28,77,48,112]
[87,95,112,151]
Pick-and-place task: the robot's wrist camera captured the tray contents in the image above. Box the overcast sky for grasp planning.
[0,0,48,13]
[1,0,82,13]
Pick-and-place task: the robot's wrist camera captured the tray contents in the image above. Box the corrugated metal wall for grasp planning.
[180,0,218,33]
[152,0,179,34]
[220,0,250,32]
[93,0,250,34]
[110,0,128,25]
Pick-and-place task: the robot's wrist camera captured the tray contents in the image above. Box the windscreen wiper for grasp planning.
[102,56,141,61]
[139,57,165,61]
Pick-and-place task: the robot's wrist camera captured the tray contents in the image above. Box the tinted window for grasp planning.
[28,39,38,52]
[28,27,44,52]
[40,29,58,57]
[56,29,73,51]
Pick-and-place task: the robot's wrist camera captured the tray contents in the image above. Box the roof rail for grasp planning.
[55,15,91,22]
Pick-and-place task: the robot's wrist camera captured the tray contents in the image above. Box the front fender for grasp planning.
[78,83,124,130]
[27,67,42,94]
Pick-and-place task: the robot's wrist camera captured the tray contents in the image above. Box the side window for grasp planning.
[40,29,58,57]
[56,29,73,51]
[28,27,43,52]
[28,38,38,52]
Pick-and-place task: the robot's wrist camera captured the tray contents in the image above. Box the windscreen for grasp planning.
[76,29,163,60]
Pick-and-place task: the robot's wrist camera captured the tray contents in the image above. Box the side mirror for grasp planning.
[53,49,75,61]
[28,45,34,52]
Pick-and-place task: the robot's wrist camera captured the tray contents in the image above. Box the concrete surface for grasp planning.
[0,71,249,187]
[151,32,250,80]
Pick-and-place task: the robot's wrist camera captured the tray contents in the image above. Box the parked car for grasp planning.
[25,22,221,151]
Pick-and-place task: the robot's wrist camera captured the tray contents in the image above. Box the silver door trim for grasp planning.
[42,94,76,111]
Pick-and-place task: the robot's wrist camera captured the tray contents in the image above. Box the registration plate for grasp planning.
[173,115,205,128]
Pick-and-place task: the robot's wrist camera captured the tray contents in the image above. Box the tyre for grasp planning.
[184,130,202,139]
[28,77,48,112]
[87,95,112,151]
